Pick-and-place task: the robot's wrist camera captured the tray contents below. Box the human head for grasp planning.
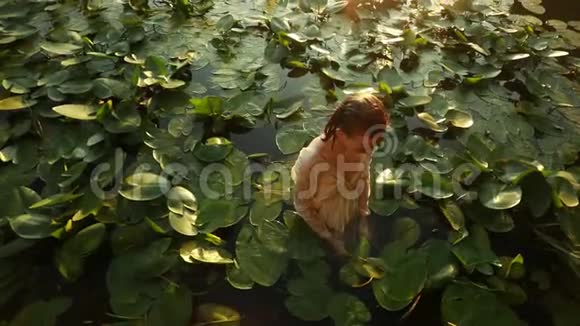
[322,93,389,154]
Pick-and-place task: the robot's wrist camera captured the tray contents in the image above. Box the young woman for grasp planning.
[291,93,389,255]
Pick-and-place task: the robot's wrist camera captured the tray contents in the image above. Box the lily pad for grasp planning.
[236,223,288,286]
[276,128,310,155]
[373,248,427,311]
[446,109,474,128]
[442,283,526,326]
[40,41,83,55]
[399,96,432,108]
[194,137,234,162]
[194,304,241,326]
[180,240,233,264]
[9,213,58,239]
[0,96,37,111]
[119,172,171,201]
[52,104,98,120]
[479,179,523,210]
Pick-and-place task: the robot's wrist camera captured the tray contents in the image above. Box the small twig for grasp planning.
[400,293,422,320]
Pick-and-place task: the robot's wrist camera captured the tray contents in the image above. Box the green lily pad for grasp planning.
[56,223,106,281]
[40,41,83,55]
[236,223,288,286]
[9,213,58,239]
[180,240,233,264]
[504,53,530,61]
[194,137,234,162]
[29,192,82,209]
[369,199,400,216]
[167,186,197,215]
[439,200,466,232]
[417,112,448,132]
[276,128,310,155]
[249,194,283,226]
[52,104,98,120]
[194,304,241,326]
[392,217,420,248]
[479,179,523,210]
[196,199,243,232]
[216,14,235,32]
[421,240,459,289]
[119,172,171,201]
[7,297,72,326]
[553,177,579,208]
[0,96,37,111]
[373,248,427,311]
[452,225,500,272]
[399,96,432,108]
[328,293,371,326]
[442,283,526,326]
[169,211,198,236]
[446,109,474,128]
[148,285,192,326]
[226,263,254,290]
[409,172,454,199]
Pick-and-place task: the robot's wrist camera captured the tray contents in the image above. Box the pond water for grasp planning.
[1,0,580,325]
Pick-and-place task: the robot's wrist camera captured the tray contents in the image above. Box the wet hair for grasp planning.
[322,93,389,143]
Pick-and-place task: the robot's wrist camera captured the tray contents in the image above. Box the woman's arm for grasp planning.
[358,167,371,217]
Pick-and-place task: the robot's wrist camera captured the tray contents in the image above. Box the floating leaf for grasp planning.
[452,225,500,272]
[399,96,432,108]
[369,199,399,216]
[0,96,36,111]
[29,192,82,209]
[119,172,171,201]
[249,194,282,226]
[148,285,192,326]
[196,199,244,233]
[226,263,254,290]
[543,50,569,58]
[440,200,465,232]
[236,224,288,286]
[9,213,58,239]
[479,179,523,210]
[323,1,349,14]
[169,211,198,236]
[216,14,235,32]
[194,137,233,162]
[328,293,371,326]
[373,247,427,311]
[410,172,454,199]
[275,101,303,120]
[417,112,448,132]
[504,53,530,61]
[167,186,197,215]
[194,304,241,326]
[52,104,98,120]
[392,217,420,248]
[180,240,233,264]
[467,42,490,56]
[276,128,310,155]
[40,41,82,55]
[442,283,526,326]
[7,297,72,326]
[56,223,106,281]
[446,109,474,128]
